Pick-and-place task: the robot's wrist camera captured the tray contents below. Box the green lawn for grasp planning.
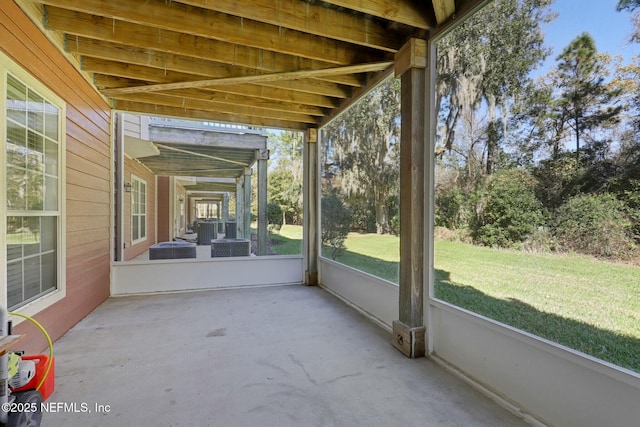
[325,232,400,282]
[274,225,640,372]
[435,241,640,372]
[269,224,303,255]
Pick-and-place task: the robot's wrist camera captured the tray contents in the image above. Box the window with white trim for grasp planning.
[3,57,65,311]
[131,175,147,243]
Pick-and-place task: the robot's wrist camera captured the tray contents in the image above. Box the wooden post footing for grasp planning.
[305,270,318,286]
[392,320,425,358]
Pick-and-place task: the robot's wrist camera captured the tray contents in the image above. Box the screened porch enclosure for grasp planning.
[9,0,640,426]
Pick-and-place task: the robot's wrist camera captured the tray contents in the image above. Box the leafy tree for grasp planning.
[266,202,282,232]
[532,154,584,210]
[618,0,640,9]
[551,33,622,160]
[436,0,555,175]
[511,77,570,162]
[553,193,636,259]
[471,169,545,248]
[323,77,400,234]
[614,60,640,136]
[321,191,352,260]
[435,186,465,230]
[267,131,303,225]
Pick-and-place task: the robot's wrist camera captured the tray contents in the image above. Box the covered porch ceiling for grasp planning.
[137,141,257,178]
[16,0,482,131]
[123,117,269,192]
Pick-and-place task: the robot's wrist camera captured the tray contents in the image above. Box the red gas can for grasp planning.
[12,354,55,401]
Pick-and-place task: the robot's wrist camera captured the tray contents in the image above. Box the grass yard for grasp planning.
[272,226,640,372]
[275,225,639,372]
[324,232,400,282]
[269,224,303,255]
[435,241,640,372]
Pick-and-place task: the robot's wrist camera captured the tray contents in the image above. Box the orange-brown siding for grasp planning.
[123,158,157,260]
[1,2,111,352]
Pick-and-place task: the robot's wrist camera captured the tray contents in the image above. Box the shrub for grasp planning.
[553,193,636,259]
[471,169,545,248]
[267,202,283,232]
[321,192,352,259]
[435,186,465,229]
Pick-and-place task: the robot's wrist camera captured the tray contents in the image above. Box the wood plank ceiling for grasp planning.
[16,0,468,131]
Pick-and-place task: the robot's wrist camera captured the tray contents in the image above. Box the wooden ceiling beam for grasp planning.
[82,60,327,116]
[73,39,361,90]
[432,0,456,24]
[101,62,392,96]
[39,0,383,64]
[72,36,350,98]
[258,79,350,99]
[177,0,403,51]
[81,57,203,85]
[82,57,351,100]
[94,75,339,109]
[156,89,327,117]
[113,100,310,131]
[321,0,433,30]
[110,92,319,124]
[47,10,366,86]
[68,39,251,81]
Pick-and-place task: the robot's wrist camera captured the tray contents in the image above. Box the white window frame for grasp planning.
[0,51,67,318]
[131,174,147,244]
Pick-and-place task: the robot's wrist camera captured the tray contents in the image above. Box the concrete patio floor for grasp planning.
[43,285,530,427]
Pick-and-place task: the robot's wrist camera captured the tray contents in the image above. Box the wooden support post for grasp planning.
[304,128,319,285]
[243,170,252,241]
[114,113,125,261]
[393,38,428,358]
[222,193,229,223]
[257,148,269,256]
[236,177,244,237]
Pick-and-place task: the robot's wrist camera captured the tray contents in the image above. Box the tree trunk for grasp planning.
[485,98,498,175]
[375,190,389,234]
[575,115,581,161]
[486,120,498,175]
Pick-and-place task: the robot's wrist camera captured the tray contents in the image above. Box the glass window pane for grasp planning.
[27,89,44,133]
[45,176,58,211]
[27,130,44,173]
[140,216,146,238]
[40,216,56,251]
[6,244,22,262]
[27,171,44,210]
[7,74,27,125]
[44,139,58,176]
[23,256,41,300]
[140,191,146,213]
[132,190,139,214]
[7,261,23,308]
[41,252,57,292]
[7,217,23,260]
[44,101,59,141]
[6,166,26,210]
[22,217,40,256]
[132,217,139,241]
[7,123,27,168]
